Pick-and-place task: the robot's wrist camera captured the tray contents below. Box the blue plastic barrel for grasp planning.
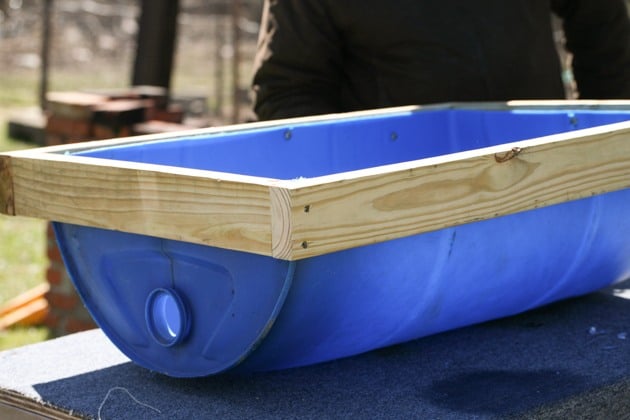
[54,107,630,377]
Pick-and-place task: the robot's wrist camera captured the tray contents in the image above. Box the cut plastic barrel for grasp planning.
[53,106,630,377]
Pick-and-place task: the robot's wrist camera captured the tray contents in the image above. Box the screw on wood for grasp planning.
[301,241,308,249]
[304,204,310,213]
[494,147,522,163]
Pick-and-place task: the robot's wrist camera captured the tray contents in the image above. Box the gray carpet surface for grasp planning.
[1,280,629,419]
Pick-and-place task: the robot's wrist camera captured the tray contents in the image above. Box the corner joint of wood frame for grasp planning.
[269,186,294,260]
[0,155,15,216]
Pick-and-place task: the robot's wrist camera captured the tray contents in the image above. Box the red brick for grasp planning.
[47,248,62,263]
[45,115,93,139]
[47,247,63,265]
[92,99,150,127]
[44,134,65,146]
[133,120,195,135]
[93,124,133,139]
[92,124,117,139]
[46,222,55,237]
[118,125,132,137]
[66,317,97,334]
[47,241,62,261]
[43,311,60,329]
[145,104,184,123]
[45,291,79,311]
[66,135,96,144]
[46,267,63,285]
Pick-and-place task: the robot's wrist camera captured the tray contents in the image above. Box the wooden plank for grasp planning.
[277,121,630,259]
[0,283,49,318]
[0,297,49,330]
[1,152,278,257]
[269,187,293,260]
[0,389,80,420]
[0,283,49,329]
[2,102,630,260]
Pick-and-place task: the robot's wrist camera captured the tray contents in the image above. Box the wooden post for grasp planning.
[214,15,225,119]
[39,0,53,111]
[131,0,180,95]
[231,0,242,123]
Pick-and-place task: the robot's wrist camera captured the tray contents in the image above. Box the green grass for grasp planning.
[0,215,47,305]
[0,72,46,284]
[0,70,41,108]
[0,326,50,351]
[0,70,50,350]
[0,88,47,308]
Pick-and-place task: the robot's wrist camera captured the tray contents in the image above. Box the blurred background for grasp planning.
[0,0,262,350]
[1,0,262,124]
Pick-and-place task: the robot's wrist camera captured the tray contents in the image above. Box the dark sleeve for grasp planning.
[251,0,344,121]
[551,0,630,98]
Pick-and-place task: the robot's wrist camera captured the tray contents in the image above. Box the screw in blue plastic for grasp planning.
[145,288,190,347]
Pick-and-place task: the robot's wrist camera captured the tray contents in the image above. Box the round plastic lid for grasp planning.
[145,288,189,347]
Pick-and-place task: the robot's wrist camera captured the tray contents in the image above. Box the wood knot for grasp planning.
[494,147,522,163]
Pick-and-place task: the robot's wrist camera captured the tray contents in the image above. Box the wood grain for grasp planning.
[2,102,630,260]
[3,152,278,256]
[280,121,630,259]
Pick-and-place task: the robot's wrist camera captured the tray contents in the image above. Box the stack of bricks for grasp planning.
[43,87,197,337]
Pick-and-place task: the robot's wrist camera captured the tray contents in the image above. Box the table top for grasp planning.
[1,279,629,419]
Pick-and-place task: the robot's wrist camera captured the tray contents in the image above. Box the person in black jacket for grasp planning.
[251,0,630,121]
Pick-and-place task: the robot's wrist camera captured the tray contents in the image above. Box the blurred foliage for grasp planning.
[0,326,50,351]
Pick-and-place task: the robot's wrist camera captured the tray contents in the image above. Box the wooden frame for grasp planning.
[2,101,630,260]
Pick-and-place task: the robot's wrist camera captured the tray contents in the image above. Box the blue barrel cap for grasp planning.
[145,288,189,347]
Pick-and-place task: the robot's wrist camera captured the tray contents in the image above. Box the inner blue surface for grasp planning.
[74,108,630,180]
